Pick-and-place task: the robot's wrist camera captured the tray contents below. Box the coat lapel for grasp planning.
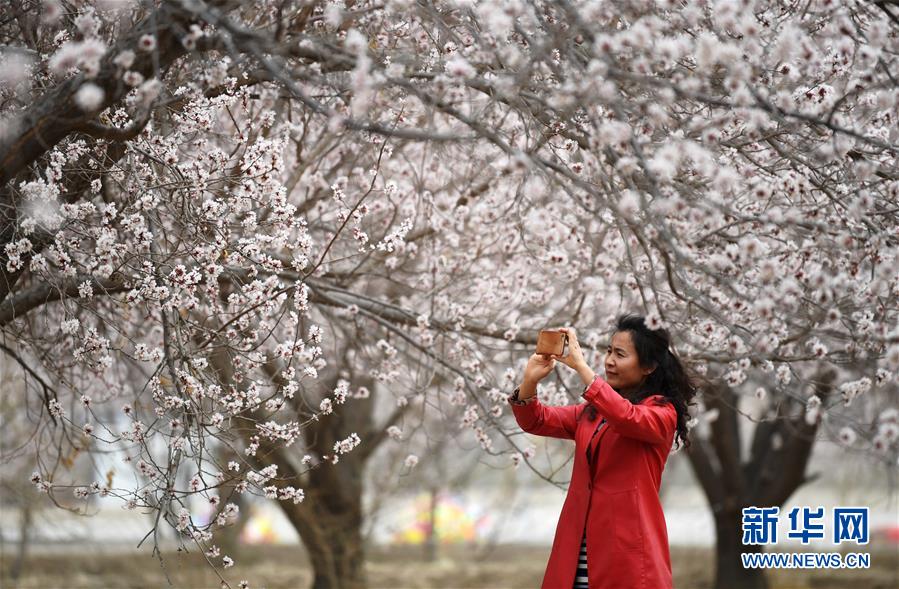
[587,416,609,466]
[586,395,663,462]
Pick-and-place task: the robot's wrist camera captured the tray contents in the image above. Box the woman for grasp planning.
[508,314,696,589]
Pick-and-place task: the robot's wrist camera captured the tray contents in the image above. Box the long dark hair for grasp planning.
[580,313,698,450]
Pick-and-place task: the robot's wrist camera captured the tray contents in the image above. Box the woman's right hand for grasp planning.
[523,353,556,386]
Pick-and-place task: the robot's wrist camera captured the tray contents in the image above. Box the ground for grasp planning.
[1,544,897,588]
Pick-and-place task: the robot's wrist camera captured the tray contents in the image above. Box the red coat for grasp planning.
[509,375,678,589]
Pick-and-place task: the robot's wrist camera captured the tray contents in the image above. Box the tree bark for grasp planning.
[713,506,769,589]
[279,485,367,589]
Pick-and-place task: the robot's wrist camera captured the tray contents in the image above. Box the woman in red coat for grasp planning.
[508,314,697,589]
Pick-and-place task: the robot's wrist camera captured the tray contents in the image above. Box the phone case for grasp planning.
[536,329,568,356]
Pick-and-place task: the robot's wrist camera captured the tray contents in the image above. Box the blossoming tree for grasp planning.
[1,1,897,588]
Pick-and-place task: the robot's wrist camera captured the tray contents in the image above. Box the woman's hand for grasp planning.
[550,327,588,371]
[523,353,556,386]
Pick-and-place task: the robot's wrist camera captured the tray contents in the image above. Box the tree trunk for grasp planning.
[686,367,837,589]
[208,299,418,589]
[10,500,32,581]
[280,490,367,589]
[713,508,769,589]
[424,486,438,562]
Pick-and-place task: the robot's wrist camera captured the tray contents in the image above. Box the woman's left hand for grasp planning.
[550,327,588,371]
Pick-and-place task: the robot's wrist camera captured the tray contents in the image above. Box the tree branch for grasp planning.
[0,274,127,325]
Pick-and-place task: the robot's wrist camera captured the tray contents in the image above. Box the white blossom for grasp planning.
[138,34,157,52]
[113,50,136,69]
[445,55,476,79]
[837,427,856,446]
[74,83,104,112]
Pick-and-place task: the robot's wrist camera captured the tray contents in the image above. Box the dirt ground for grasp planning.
[1,543,897,589]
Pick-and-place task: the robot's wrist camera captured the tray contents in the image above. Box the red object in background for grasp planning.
[869,523,899,544]
[509,375,678,589]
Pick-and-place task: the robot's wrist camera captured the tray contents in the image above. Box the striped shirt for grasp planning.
[573,533,588,588]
